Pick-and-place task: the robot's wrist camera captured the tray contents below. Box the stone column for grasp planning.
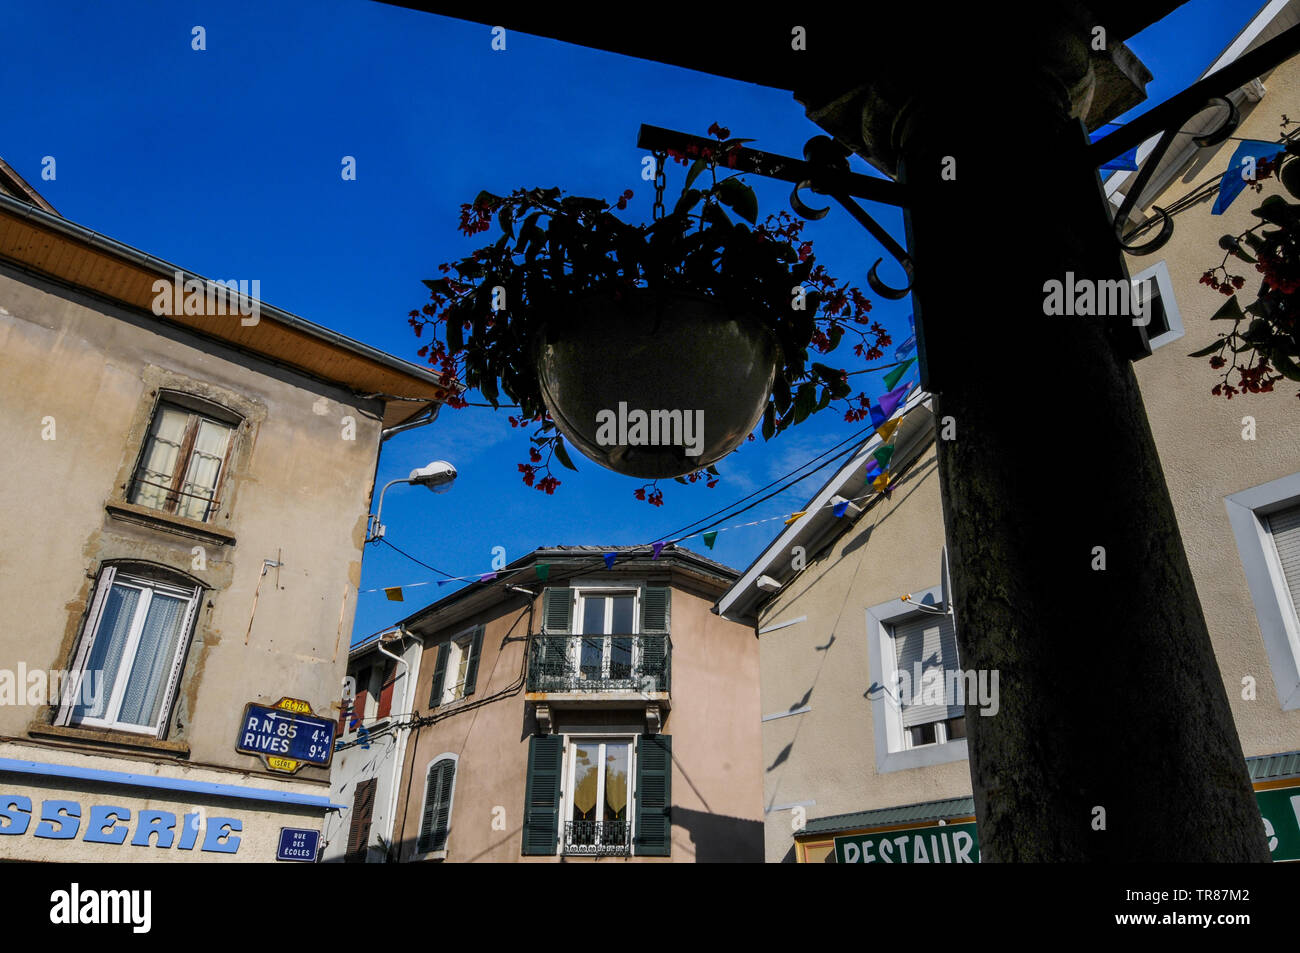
[802,9,1269,861]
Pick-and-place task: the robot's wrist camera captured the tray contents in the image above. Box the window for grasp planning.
[129,397,238,522]
[429,625,483,707]
[890,610,966,750]
[417,756,457,856]
[522,733,671,857]
[56,565,202,737]
[577,590,637,683]
[865,585,970,773]
[1130,260,1184,351]
[563,737,632,855]
[1226,473,1300,710]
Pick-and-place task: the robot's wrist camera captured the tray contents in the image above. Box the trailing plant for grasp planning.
[1193,119,1300,401]
[408,124,895,502]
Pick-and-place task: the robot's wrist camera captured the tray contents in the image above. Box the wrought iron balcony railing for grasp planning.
[564,819,631,856]
[527,634,670,694]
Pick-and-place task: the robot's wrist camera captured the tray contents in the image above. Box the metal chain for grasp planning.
[652,150,666,221]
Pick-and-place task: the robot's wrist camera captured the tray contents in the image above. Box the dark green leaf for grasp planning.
[553,439,578,471]
[1271,350,1300,381]
[445,314,464,352]
[793,382,816,424]
[716,178,758,224]
[762,402,775,440]
[498,206,514,240]
[702,202,731,229]
[1210,295,1245,322]
[673,189,703,216]
[685,157,708,190]
[706,465,719,476]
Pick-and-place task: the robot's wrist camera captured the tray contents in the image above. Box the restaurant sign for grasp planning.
[835,821,978,863]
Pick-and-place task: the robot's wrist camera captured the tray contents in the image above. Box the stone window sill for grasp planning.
[105,500,236,547]
[27,720,191,757]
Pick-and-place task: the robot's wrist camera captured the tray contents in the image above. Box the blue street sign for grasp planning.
[277,827,319,862]
[236,702,336,768]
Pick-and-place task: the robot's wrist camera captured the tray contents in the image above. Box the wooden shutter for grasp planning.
[345,778,377,863]
[892,612,963,727]
[354,666,370,727]
[521,735,563,855]
[1268,505,1300,625]
[640,585,671,633]
[377,662,395,719]
[428,644,448,708]
[634,734,672,856]
[542,588,573,633]
[463,625,485,697]
[418,759,456,854]
[56,566,118,726]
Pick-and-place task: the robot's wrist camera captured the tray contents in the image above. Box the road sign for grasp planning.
[277,827,319,862]
[236,699,335,773]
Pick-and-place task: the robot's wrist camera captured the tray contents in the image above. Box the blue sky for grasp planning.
[0,0,1264,643]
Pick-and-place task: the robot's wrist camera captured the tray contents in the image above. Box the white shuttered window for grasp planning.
[1267,504,1300,626]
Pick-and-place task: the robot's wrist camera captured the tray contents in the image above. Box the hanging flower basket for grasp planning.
[409,125,893,501]
[534,288,777,478]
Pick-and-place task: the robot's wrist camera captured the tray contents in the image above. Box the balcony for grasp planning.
[563,819,631,856]
[526,634,671,695]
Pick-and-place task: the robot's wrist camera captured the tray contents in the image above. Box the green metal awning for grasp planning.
[799,796,976,838]
[1248,750,1300,782]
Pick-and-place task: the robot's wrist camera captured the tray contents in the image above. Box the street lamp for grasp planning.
[365,460,457,543]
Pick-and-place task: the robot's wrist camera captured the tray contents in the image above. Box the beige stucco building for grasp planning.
[0,164,449,860]
[718,2,1300,863]
[362,545,763,862]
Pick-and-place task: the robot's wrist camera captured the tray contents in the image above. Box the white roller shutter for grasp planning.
[1267,504,1300,626]
[892,612,963,728]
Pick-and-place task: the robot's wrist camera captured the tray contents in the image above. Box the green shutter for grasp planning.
[428,642,448,708]
[640,585,670,633]
[521,735,563,855]
[463,624,485,696]
[418,759,456,854]
[634,734,672,856]
[542,587,573,633]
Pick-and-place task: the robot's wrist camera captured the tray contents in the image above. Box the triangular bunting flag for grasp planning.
[873,444,895,469]
[882,358,915,391]
[535,563,550,581]
[784,511,806,526]
[436,579,449,587]
[875,418,901,444]
[479,572,498,583]
[869,403,887,429]
[1213,139,1287,214]
[603,553,617,569]
[877,380,913,418]
[872,472,891,493]
[894,313,917,361]
[651,541,665,560]
[833,500,849,517]
[384,586,404,602]
[702,531,718,550]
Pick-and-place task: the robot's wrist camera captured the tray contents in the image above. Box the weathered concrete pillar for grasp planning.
[802,10,1269,860]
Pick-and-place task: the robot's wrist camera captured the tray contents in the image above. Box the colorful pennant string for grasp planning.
[873,444,895,469]
[702,531,718,550]
[833,500,849,517]
[652,541,665,560]
[535,563,551,581]
[384,586,404,602]
[603,553,617,569]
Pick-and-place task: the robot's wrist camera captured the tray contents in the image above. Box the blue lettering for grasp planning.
[83,805,130,845]
[34,800,81,839]
[131,810,177,848]
[0,796,32,835]
[202,817,242,854]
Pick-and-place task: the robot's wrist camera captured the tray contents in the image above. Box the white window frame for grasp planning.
[57,567,201,737]
[559,732,636,855]
[414,751,458,861]
[574,586,640,682]
[1130,259,1185,352]
[1225,471,1300,710]
[865,585,969,774]
[440,628,476,705]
